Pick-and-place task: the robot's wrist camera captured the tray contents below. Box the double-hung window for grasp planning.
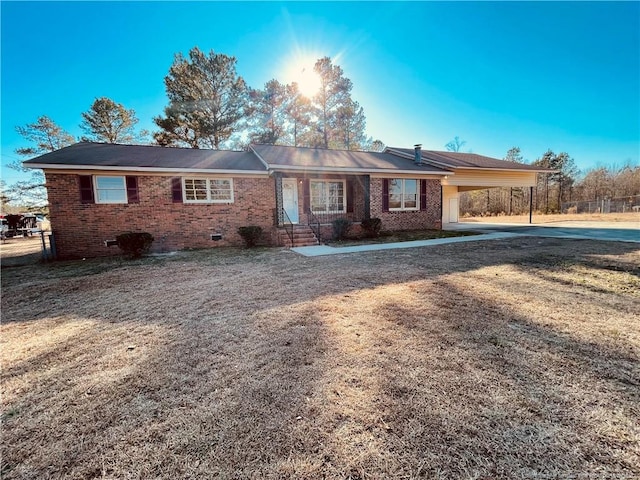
[95,176,128,204]
[389,179,419,211]
[310,180,345,213]
[183,178,233,203]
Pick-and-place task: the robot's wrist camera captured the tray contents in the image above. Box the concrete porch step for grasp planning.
[279,225,319,247]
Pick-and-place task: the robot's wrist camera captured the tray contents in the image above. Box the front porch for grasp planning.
[273,173,370,243]
[272,172,446,245]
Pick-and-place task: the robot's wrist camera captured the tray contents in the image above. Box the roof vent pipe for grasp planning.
[414,144,422,164]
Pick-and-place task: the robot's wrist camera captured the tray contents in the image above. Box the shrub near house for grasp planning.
[116,232,154,258]
[238,226,263,248]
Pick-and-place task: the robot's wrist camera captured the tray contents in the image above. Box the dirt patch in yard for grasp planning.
[1,238,639,479]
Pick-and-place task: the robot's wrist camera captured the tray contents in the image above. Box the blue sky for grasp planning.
[2,1,638,185]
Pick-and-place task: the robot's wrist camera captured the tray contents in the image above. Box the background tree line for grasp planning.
[459,146,640,216]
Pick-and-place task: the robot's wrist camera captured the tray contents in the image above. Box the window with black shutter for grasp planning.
[79,175,94,204]
[420,179,427,211]
[346,180,354,213]
[171,177,183,203]
[382,179,389,212]
[126,176,139,203]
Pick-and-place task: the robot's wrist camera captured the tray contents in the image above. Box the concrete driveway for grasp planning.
[445,221,640,243]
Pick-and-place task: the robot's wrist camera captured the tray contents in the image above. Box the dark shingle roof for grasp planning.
[25,142,544,176]
[251,144,452,174]
[23,142,267,172]
[387,148,551,172]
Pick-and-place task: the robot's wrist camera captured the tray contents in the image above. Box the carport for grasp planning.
[441,168,541,225]
[385,147,552,226]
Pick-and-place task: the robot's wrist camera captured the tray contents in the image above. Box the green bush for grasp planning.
[361,217,382,238]
[238,226,263,248]
[116,232,154,258]
[332,218,352,241]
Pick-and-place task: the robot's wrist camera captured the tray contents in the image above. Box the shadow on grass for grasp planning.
[373,281,639,478]
[2,237,639,478]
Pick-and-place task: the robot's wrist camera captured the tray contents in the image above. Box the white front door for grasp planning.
[449,197,459,223]
[282,178,299,224]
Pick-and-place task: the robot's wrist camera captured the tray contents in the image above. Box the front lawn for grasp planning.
[1,238,639,479]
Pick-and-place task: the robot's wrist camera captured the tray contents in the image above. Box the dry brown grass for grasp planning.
[2,239,639,479]
[462,211,640,224]
[0,236,43,267]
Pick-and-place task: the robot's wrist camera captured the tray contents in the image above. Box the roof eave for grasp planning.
[267,164,452,175]
[25,163,270,175]
[447,166,557,173]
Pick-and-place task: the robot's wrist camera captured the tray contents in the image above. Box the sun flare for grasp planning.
[295,66,321,98]
[284,55,322,98]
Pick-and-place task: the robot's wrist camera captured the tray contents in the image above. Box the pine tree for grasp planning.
[333,99,369,150]
[8,116,75,208]
[504,147,524,214]
[80,97,141,143]
[282,82,313,147]
[14,116,75,156]
[313,57,355,149]
[248,79,287,145]
[154,47,249,149]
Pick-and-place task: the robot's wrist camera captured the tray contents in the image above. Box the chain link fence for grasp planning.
[562,195,640,214]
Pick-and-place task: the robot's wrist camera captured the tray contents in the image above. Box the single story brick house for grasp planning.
[24,142,548,259]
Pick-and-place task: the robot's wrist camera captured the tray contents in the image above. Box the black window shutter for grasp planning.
[171,177,183,203]
[382,179,389,212]
[79,175,94,204]
[126,176,139,203]
[420,179,427,211]
[303,179,310,213]
[346,180,354,213]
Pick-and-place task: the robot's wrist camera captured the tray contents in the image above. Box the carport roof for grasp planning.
[386,147,553,172]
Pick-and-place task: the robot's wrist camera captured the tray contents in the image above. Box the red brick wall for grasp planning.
[370,178,442,231]
[298,176,442,240]
[45,173,277,259]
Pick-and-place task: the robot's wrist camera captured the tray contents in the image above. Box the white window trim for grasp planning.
[310,179,346,214]
[94,175,128,204]
[182,177,234,204]
[389,178,420,211]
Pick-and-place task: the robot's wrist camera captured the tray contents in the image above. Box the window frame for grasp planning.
[388,178,420,211]
[94,175,128,204]
[182,177,234,204]
[310,179,346,214]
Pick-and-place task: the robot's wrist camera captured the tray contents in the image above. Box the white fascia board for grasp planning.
[25,163,270,176]
[449,166,557,173]
[268,164,452,176]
